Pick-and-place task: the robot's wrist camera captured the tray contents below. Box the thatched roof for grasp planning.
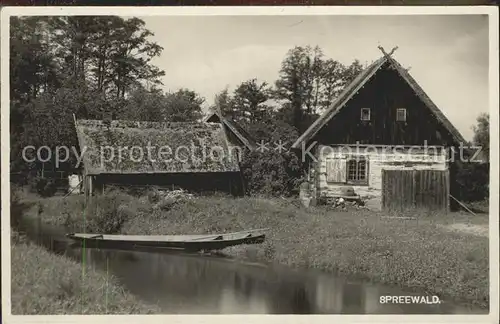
[291,52,467,149]
[75,119,240,175]
[204,111,257,151]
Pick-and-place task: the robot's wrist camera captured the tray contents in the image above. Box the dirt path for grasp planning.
[440,223,489,237]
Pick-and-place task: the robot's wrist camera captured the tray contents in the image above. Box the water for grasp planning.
[16,217,487,314]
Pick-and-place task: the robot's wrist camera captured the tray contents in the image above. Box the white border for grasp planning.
[1,5,499,324]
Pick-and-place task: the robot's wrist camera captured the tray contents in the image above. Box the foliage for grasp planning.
[10,185,26,228]
[10,16,205,176]
[80,191,135,234]
[208,47,364,197]
[213,88,233,117]
[274,45,364,132]
[448,112,490,204]
[231,79,273,122]
[472,113,489,161]
[29,176,58,198]
[162,88,205,122]
[32,191,135,234]
[453,162,489,203]
[240,116,303,196]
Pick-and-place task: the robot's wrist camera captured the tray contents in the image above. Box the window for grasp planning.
[396,108,407,121]
[360,108,371,121]
[326,156,369,185]
[347,157,368,184]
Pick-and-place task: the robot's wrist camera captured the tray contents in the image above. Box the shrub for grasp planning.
[241,150,303,197]
[81,191,135,234]
[29,176,58,197]
[146,187,161,204]
[10,185,26,228]
[452,162,489,202]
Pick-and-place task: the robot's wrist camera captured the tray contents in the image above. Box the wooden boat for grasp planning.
[65,228,268,252]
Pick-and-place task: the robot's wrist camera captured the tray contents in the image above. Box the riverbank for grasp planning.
[21,190,489,310]
[10,230,159,314]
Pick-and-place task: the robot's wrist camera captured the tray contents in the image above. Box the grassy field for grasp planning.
[10,231,159,314]
[19,190,490,310]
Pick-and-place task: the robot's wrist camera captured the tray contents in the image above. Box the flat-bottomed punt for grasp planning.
[66,228,267,252]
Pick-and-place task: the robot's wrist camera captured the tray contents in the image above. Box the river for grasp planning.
[16,216,487,314]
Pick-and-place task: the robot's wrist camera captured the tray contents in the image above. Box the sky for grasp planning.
[138,14,489,141]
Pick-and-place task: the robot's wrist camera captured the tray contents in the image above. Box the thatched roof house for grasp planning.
[74,118,245,196]
[290,47,470,212]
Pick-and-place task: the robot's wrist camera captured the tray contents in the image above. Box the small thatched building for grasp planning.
[74,118,247,196]
[204,111,257,153]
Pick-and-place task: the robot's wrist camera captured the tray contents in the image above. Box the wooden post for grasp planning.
[445,169,450,213]
[450,195,477,216]
[89,175,93,196]
[412,170,417,209]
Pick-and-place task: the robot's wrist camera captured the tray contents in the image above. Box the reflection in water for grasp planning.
[16,218,487,314]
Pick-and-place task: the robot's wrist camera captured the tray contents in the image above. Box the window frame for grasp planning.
[346,156,369,185]
[360,108,371,121]
[396,108,407,122]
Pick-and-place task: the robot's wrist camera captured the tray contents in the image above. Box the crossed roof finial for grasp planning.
[378,45,399,58]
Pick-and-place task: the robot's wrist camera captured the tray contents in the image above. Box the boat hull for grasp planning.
[66,231,266,252]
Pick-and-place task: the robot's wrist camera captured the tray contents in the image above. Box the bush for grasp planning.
[241,150,302,197]
[452,162,489,202]
[29,176,58,197]
[11,186,22,227]
[146,187,161,204]
[77,191,134,234]
[240,118,303,197]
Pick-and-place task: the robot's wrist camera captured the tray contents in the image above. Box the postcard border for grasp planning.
[1,5,499,324]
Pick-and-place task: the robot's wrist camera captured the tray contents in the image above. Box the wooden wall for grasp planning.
[312,145,448,210]
[314,64,458,147]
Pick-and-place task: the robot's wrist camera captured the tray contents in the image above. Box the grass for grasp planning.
[25,191,490,310]
[10,231,159,314]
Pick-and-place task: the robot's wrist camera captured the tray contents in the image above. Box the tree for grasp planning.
[274,45,364,132]
[163,89,205,122]
[274,46,323,132]
[240,112,303,196]
[9,16,166,175]
[49,16,165,98]
[232,79,272,122]
[212,88,234,117]
[118,86,167,122]
[473,112,489,161]
[10,17,60,135]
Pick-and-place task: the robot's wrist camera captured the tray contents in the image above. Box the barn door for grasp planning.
[382,169,449,212]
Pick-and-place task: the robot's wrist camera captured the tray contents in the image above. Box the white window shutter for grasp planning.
[338,158,347,183]
[327,158,347,183]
